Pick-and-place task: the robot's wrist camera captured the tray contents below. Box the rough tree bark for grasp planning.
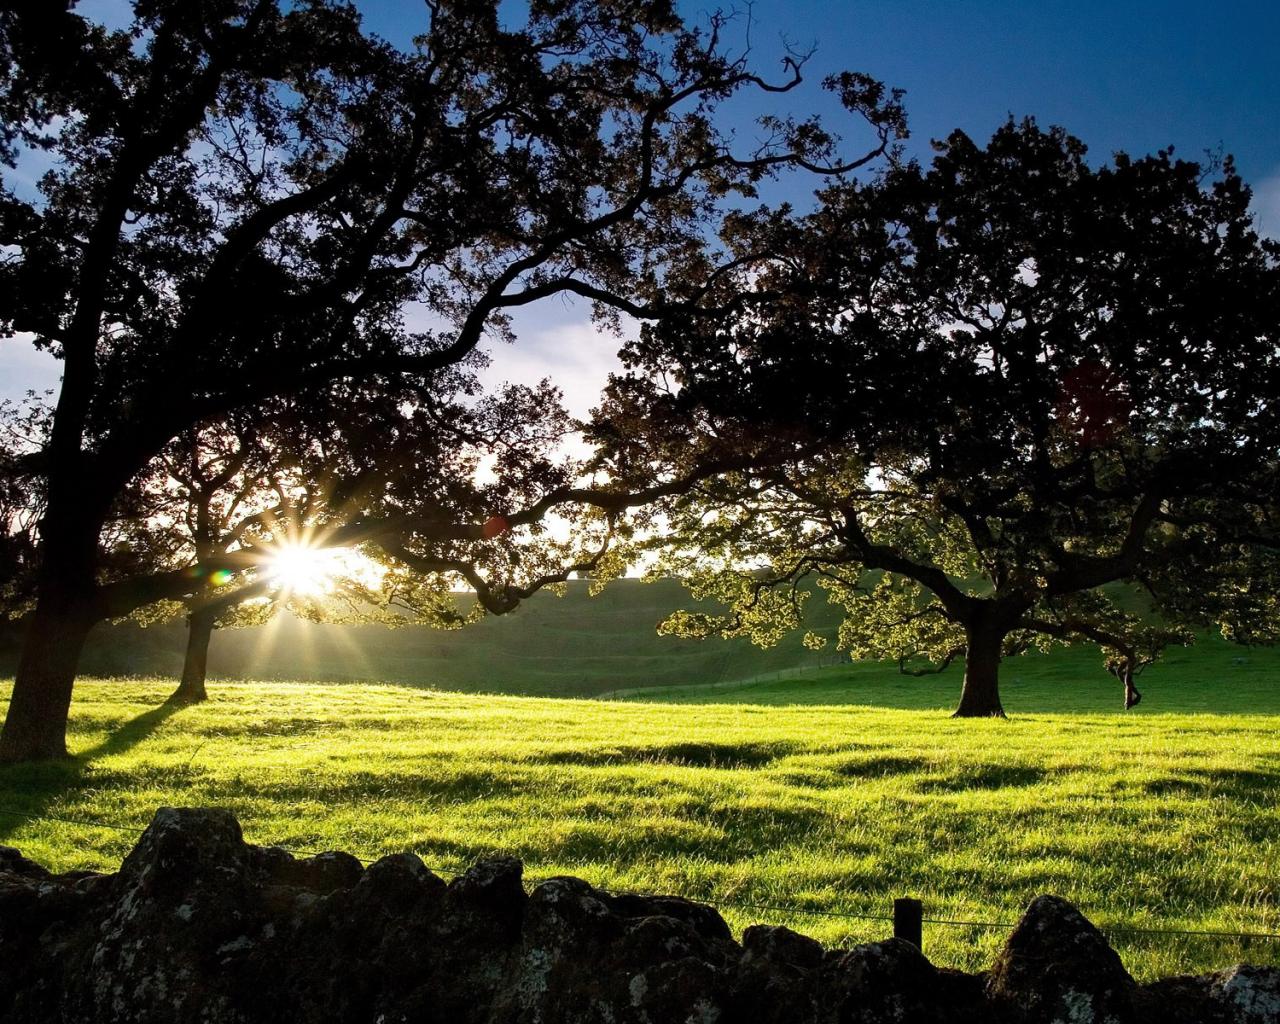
[171,604,217,704]
[0,511,101,761]
[1,601,95,760]
[953,619,1008,718]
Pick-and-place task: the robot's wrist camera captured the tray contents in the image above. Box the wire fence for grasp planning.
[3,805,1279,950]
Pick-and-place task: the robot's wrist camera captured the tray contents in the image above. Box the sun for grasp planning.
[267,544,344,596]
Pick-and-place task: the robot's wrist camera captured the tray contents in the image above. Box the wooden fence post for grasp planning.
[893,897,923,950]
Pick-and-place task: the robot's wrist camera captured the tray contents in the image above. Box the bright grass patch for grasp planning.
[1,666,1278,981]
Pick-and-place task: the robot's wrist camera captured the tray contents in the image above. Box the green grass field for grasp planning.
[2,643,1278,981]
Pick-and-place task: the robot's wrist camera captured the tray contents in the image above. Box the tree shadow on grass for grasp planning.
[915,763,1048,792]
[0,699,185,845]
[532,740,797,770]
[1135,766,1280,803]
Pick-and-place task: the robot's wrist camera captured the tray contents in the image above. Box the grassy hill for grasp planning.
[1,667,1277,981]
[1,578,846,695]
[618,631,1280,713]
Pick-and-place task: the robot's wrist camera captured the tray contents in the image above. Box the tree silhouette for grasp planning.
[0,0,905,758]
[592,120,1280,716]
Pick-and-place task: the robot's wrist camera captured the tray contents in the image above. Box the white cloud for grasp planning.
[399,297,629,423]
[479,310,629,422]
[0,335,61,406]
[0,304,627,422]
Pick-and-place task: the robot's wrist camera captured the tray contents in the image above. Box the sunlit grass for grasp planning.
[2,669,1277,981]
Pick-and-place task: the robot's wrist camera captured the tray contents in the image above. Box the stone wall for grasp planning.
[1,807,1276,1023]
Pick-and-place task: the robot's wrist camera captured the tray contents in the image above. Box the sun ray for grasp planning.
[245,604,288,680]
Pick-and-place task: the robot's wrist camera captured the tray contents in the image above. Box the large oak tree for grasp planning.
[591,120,1280,716]
[0,0,905,758]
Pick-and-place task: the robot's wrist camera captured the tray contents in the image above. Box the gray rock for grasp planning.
[256,845,364,894]
[1209,965,1280,1024]
[729,924,826,1023]
[0,845,52,879]
[488,875,738,1022]
[988,894,1137,1023]
[1136,974,1229,1024]
[743,923,825,969]
[1136,965,1280,1024]
[72,807,263,1023]
[820,937,953,1023]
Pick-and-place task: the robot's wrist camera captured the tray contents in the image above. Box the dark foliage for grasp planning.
[592,120,1280,716]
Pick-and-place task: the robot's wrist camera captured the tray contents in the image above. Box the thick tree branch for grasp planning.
[1044,489,1164,595]
[834,509,975,623]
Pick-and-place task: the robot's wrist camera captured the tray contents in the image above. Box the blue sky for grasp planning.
[353,0,1280,199]
[5,0,1279,410]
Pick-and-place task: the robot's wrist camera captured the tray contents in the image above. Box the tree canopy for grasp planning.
[0,0,905,759]
[591,120,1280,716]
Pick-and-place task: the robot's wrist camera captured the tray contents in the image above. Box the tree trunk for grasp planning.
[171,605,216,704]
[0,593,95,761]
[0,492,107,762]
[953,622,1007,718]
[1122,666,1142,710]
